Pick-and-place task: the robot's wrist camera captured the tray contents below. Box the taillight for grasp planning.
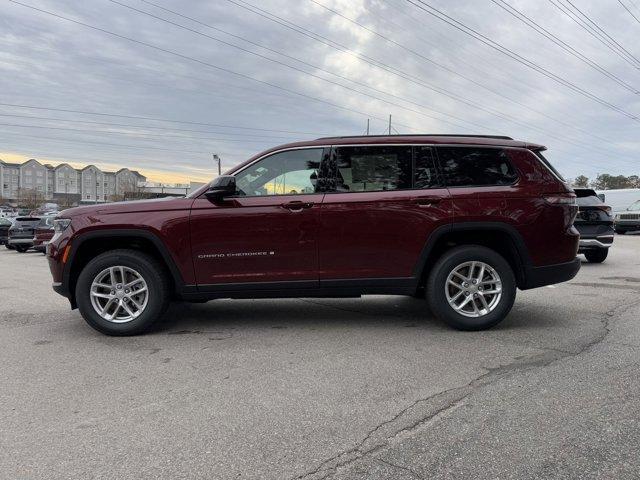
[542,194,576,205]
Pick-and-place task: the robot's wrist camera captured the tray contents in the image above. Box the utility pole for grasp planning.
[213,154,221,176]
[388,114,392,135]
[366,119,370,135]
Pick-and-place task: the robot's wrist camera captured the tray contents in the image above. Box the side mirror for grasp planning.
[204,175,236,201]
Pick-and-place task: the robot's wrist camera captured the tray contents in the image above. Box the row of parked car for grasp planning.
[0,215,56,253]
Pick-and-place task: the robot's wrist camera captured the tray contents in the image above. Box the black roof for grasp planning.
[316,134,514,141]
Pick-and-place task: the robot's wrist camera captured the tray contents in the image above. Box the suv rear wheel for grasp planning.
[75,249,170,336]
[426,246,516,331]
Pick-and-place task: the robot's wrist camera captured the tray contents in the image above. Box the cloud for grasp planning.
[0,0,639,183]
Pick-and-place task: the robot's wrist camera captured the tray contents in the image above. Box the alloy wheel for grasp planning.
[89,266,149,323]
[445,261,502,318]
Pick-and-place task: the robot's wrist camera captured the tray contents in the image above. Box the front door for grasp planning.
[318,145,452,284]
[190,147,328,288]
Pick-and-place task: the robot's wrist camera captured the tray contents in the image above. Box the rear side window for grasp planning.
[437,147,518,187]
[333,146,412,192]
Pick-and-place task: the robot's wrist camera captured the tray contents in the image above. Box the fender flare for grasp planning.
[63,229,187,300]
[413,222,532,286]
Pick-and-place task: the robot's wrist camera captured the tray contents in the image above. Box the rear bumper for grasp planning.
[521,257,581,290]
[8,238,34,245]
[578,234,614,250]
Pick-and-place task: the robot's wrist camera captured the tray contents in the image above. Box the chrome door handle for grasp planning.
[282,201,314,211]
[414,197,442,207]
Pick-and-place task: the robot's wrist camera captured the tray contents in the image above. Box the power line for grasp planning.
[0,102,323,135]
[5,0,433,136]
[0,122,309,143]
[548,0,640,69]
[305,0,632,152]
[617,0,640,25]
[405,0,640,121]
[562,0,640,65]
[490,0,638,93]
[217,0,639,156]
[0,131,214,155]
[318,0,637,95]
[109,0,489,132]
[0,112,321,138]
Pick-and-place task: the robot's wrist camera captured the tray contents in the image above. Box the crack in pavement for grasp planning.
[376,457,425,480]
[291,298,640,480]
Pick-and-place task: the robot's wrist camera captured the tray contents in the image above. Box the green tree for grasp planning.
[573,175,589,188]
[590,174,632,190]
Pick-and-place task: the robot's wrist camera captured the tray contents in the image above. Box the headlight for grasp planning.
[53,218,72,233]
[614,214,621,220]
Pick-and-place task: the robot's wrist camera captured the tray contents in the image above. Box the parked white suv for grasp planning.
[614,200,640,234]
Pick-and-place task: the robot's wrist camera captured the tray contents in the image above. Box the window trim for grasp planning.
[226,146,330,198]
[222,143,523,197]
[433,145,520,189]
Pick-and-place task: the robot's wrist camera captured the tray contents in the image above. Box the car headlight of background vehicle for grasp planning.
[614,214,621,221]
[53,218,72,233]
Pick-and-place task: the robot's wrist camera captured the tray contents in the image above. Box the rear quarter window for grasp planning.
[436,147,518,187]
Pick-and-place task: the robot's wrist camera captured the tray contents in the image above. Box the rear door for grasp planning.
[317,145,452,285]
[435,146,520,224]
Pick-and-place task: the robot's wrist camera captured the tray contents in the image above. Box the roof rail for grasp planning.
[315,134,514,141]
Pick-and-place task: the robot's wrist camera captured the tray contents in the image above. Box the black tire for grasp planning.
[15,245,29,253]
[75,249,171,336]
[615,229,625,235]
[584,248,608,263]
[426,245,516,331]
[5,244,14,250]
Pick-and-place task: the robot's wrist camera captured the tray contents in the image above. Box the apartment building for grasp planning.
[0,158,146,204]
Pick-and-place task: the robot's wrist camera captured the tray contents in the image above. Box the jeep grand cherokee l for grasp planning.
[47,135,580,336]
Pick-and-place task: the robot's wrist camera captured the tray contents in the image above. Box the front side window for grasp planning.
[437,147,518,187]
[235,148,323,197]
[333,146,412,192]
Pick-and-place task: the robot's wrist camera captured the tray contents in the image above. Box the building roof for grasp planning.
[20,158,43,167]
[0,160,21,167]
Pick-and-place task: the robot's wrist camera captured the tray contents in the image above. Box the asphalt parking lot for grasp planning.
[1,236,640,480]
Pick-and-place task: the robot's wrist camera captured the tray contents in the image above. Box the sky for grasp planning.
[0,0,639,183]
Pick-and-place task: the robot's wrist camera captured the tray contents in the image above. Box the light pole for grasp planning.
[213,154,221,176]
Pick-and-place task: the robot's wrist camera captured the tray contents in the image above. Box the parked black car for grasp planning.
[0,217,13,246]
[574,189,614,263]
[8,217,41,253]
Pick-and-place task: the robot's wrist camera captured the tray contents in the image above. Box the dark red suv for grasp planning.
[47,135,580,335]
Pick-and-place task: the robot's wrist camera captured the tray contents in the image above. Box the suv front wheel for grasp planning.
[426,246,516,331]
[75,249,170,335]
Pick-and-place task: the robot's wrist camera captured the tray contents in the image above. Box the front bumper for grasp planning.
[521,257,581,290]
[614,220,640,232]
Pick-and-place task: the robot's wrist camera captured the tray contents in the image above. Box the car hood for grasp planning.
[59,197,194,218]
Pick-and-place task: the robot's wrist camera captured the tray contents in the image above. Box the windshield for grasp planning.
[627,200,640,211]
